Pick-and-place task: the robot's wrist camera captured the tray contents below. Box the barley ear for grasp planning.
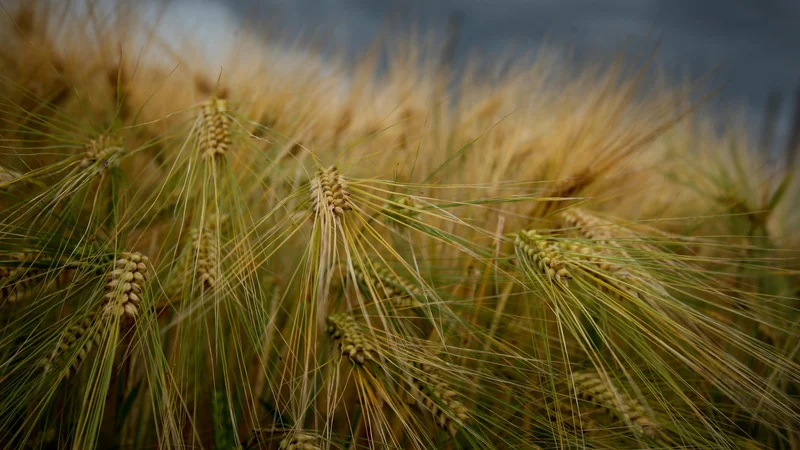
[279,432,321,450]
[242,428,321,450]
[353,261,423,309]
[41,315,103,379]
[559,208,615,243]
[384,194,418,226]
[310,166,352,218]
[515,230,572,286]
[0,253,47,303]
[198,98,232,159]
[191,226,219,292]
[570,371,660,439]
[79,135,124,170]
[101,252,150,319]
[326,312,376,365]
[407,361,470,437]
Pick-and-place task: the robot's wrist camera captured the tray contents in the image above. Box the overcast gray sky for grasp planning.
[192,0,800,154]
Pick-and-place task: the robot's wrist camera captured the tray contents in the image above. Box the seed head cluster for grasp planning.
[191,225,219,291]
[80,135,123,169]
[515,230,572,286]
[570,371,660,438]
[42,315,102,379]
[310,166,351,218]
[326,313,375,365]
[560,235,652,303]
[0,254,44,302]
[101,252,149,318]
[408,361,469,437]
[278,432,320,450]
[198,98,232,158]
[354,262,422,309]
[384,195,418,226]
[562,242,627,275]
[243,429,320,450]
[560,209,614,243]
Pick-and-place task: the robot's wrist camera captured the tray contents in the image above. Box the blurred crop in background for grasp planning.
[218,0,800,160]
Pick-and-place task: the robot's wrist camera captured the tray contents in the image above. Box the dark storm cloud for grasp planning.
[223,0,800,153]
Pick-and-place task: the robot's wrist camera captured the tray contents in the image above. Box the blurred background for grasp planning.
[159,0,800,160]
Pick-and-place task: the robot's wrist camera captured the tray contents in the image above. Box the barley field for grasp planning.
[0,1,798,449]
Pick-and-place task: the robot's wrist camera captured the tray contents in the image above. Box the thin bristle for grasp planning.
[0,165,24,190]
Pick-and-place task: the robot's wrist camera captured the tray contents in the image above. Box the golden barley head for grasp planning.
[310,166,352,218]
[515,230,572,286]
[570,371,660,438]
[242,429,321,450]
[101,252,149,319]
[79,135,123,169]
[279,432,321,450]
[191,227,219,291]
[326,312,375,365]
[41,315,102,379]
[198,98,232,159]
[0,253,46,303]
[559,208,614,242]
[408,361,470,437]
[353,261,422,309]
[384,195,418,226]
